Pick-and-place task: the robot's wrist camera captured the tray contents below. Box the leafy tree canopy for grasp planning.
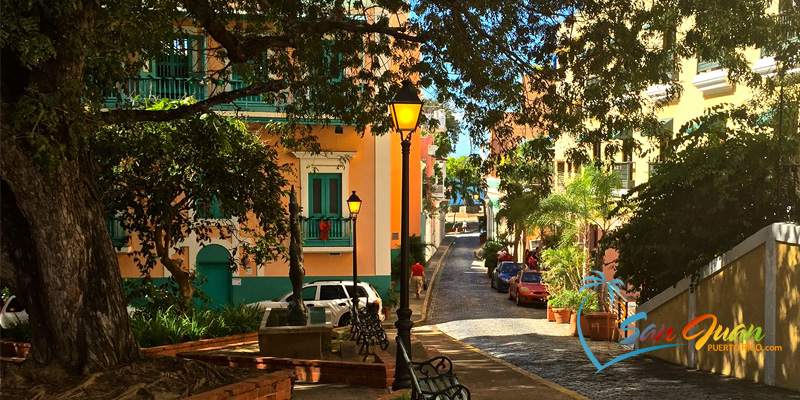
[445,155,485,206]
[95,99,289,311]
[606,92,800,301]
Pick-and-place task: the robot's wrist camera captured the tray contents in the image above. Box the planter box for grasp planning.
[553,308,572,324]
[185,370,294,400]
[142,332,259,357]
[179,348,396,389]
[0,340,30,358]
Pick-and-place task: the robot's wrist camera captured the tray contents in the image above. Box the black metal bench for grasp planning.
[396,336,471,400]
[350,303,389,358]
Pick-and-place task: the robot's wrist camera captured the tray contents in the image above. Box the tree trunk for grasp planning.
[0,144,140,373]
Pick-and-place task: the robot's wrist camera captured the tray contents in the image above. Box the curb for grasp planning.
[424,328,589,400]
[418,237,456,325]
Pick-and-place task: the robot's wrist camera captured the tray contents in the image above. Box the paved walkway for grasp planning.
[427,233,800,400]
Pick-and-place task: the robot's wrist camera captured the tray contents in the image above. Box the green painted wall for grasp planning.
[130,275,392,306]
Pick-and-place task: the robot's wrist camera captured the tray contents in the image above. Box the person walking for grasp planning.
[461,220,468,233]
[410,261,426,299]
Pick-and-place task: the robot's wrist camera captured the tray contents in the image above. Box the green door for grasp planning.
[196,244,232,310]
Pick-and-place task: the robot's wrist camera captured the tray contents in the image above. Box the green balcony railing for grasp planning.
[103,76,286,113]
[301,216,352,247]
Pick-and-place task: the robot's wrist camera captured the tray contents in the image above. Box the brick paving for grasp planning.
[423,233,800,400]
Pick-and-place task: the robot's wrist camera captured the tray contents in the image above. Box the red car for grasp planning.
[508,271,548,306]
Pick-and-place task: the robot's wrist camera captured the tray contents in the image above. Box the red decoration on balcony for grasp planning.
[318,219,331,240]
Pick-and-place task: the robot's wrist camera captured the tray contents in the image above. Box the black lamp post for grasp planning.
[347,191,362,309]
[389,80,423,391]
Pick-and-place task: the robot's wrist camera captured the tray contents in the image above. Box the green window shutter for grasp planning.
[308,173,342,218]
[697,58,720,73]
[196,196,231,219]
[107,217,127,248]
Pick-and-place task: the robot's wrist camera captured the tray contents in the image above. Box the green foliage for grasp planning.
[480,240,507,271]
[390,235,433,281]
[1,287,10,302]
[123,278,210,316]
[607,100,800,301]
[445,156,485,206]
[5,320,31,343]
[129,303,265,348]
[541,244,585,293]
[96,104,289,280]
[547,289,570,309]
[383,288,400,309]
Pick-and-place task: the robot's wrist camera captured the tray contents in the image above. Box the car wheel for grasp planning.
[338,312,351,328]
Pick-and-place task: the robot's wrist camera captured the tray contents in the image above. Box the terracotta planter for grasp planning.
[569,314,592,338]
[383,306,392,320]
[586,312,617,341]
[547,304,556,322]
[552,308,571,324]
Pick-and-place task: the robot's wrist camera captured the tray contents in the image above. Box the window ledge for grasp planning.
[303,246,354,253]
[691,69,733,95]
[754,57,777,77]
[646,84,670,101]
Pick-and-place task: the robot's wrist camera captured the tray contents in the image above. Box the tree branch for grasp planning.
[99,80,287,125]
[181,0,425,63]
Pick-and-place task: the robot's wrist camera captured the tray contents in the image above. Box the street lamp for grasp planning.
[390,80,423,391]
[473,193,487,242]
[347,191,362,309]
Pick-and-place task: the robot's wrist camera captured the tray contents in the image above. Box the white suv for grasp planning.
[250,280,384,327]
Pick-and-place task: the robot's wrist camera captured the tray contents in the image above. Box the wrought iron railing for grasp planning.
[301,216,353,247]
[103,76,286,113]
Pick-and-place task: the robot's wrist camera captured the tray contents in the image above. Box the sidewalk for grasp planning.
[293,234,585,399]
[382,235,456,328]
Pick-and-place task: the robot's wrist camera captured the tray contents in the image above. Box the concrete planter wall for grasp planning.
[180,348,397,388]
[0,340,30,358]
[141,332,258,357]
[184,370,294,400]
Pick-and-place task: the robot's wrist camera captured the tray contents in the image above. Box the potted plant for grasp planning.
[383,288,399,319]
[546,295,556,322]
[567,291,596,337]
[549,290,572,324]
[581,272,624,341]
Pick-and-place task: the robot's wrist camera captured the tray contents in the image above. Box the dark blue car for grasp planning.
[491,261,524,292]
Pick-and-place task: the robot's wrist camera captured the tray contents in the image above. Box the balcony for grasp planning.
[103,76,286,113]
[430,184,446,199]
[301,216,353,248]
[614,162,634,190]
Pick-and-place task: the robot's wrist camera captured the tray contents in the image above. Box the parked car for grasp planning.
[491,262,524,293]
[508,270,548,306]
[0,296,28,330]
[249,280,383,327]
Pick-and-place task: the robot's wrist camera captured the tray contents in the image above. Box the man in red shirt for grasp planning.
[410,261,426,299]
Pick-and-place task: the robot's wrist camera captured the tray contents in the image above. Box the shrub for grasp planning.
[6,320,31,343]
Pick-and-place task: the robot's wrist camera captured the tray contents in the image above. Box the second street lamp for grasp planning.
[347,191,362,310]
[389,80,423,391]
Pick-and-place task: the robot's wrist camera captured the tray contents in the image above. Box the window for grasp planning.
[697,57,720,73]
[320,285,347,300]
[659,118,674,159]
[663,29,679,80]
[106,217,127,248]
[345,286,368,298]
[308,173,342,218]
[153,38,192,79]
[196,196,231,219]
[286,286,318,302]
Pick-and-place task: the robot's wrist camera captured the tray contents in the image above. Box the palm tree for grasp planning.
[533,164,628,310]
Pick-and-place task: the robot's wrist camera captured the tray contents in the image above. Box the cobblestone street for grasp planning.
[420,233,800,400]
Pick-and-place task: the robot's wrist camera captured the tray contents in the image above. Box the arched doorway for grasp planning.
[196,244,232,309]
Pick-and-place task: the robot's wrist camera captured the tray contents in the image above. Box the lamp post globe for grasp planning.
[389,80,422,391]
[347,191,362,309]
